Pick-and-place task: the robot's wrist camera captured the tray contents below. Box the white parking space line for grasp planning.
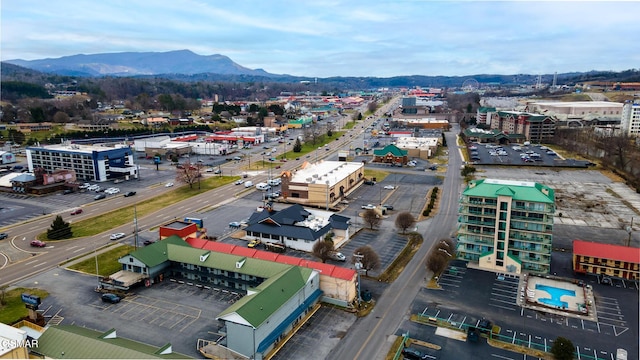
[490,298,516,305]
[490,303,516,311]
[491,354,514,360]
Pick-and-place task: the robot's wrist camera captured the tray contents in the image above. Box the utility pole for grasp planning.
[94,249,100,289]
[354,253,364,306]
[134,204,139,250]
[626,217,634,247]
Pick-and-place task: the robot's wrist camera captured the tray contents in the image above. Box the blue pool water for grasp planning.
[535,284,576,309]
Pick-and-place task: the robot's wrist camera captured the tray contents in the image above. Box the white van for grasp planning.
[244,181,253,188]
[256,182,271,191]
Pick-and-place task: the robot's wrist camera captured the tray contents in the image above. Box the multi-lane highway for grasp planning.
[0,99,398,288]
[331,125,464,360]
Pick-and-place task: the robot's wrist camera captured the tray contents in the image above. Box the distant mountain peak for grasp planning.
[5,50,276,77]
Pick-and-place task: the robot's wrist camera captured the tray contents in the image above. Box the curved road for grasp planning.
[330,125,464,360]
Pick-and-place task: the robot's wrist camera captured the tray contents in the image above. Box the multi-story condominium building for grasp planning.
[457,179,555,274]
[476,107,496,126]
[26,143,137,182]
[489,111,556,143]
[573,240,639,281]
[620,101,640,137]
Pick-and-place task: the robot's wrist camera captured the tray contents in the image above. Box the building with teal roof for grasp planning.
[372,144,408,165]
[489,111,556,143]
[457,179,555,274]
[31,325,190,359]
[287,116,313,129]
[476,107,496,126]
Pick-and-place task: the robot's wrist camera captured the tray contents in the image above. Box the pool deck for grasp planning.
[516,273,598,322]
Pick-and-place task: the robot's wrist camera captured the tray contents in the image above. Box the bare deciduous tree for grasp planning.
[175,160,201,189]
[426,250,449,275]
[395,212,416,234]
[362,209,381,230]
[312,240,334,263]
[352,245,381,276]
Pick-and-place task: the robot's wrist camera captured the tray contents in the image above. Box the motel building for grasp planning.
[26,143,137,182]
[572,240,640,281]
[104,232,357,359]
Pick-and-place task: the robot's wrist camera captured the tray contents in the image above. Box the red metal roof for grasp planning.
[184,237,356,280]
[573,240,640,264]
[172,135,198,142]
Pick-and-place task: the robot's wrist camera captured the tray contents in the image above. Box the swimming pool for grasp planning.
[535,284,576,309]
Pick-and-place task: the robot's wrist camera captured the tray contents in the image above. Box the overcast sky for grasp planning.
[2,1,638,78]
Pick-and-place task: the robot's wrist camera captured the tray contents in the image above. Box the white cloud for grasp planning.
[2,0,639,77]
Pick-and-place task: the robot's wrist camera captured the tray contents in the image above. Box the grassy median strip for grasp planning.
[0,287,49,325]
[67,245,136,276]
[47,176,238,239]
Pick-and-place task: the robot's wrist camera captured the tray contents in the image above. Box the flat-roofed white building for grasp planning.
[395,136,440,159]
[525,101,623,117]
[26,143,137,182]
[281,161,365,208]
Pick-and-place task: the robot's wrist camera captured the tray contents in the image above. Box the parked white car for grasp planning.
[267,178,281,186]
[329,252,346,262]
[361,204,376,210]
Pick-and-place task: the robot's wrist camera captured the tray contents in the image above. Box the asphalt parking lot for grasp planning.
[466,142,592,168]
[399,257,639,360]
[0,162,179,228]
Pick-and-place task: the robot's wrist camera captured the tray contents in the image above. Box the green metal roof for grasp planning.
[373,144,407,157]
[32,325,191,359]
[126,235,190,268]
[478,107,496,113]
[463,179,555,204]
[165,243,291,278]
[217,266,313,328]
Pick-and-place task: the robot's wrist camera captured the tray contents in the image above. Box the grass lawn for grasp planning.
[68,245,136,276]
[364,169,389,182]
[343,121,357,130]
[0,288,49,325]
[42,176,238,240]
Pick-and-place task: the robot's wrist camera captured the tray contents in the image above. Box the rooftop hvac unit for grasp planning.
[306,177,312,182]
[313,174,319,178]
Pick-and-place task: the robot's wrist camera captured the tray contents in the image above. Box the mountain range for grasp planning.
[3,50,639,89]
[5,50,276,77]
